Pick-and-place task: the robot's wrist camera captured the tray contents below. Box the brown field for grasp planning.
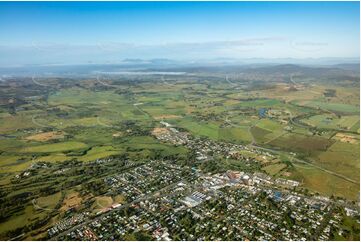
[60,191,82,212]
[252,83,323,102]
[25,131,65,142]
[281,171,292,177]
[153,114,182,120]
[333,133,359,144]
[151,127,171,136]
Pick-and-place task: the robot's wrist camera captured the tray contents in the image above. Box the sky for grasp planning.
[0,1,359,66]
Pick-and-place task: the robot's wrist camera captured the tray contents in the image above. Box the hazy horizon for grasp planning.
[0,1,359,66]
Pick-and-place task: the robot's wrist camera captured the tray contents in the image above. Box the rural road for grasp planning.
[32,199,56,212]
[32,76,49,87]
[96,75,117,88]
[225,75,236,86]
[133,103,152,119]
[290,74,297,85]
[32,115,53,128]
[96,116,114,128]
[224,117,258,145]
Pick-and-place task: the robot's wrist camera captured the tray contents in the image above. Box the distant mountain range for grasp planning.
[0,58,359,77]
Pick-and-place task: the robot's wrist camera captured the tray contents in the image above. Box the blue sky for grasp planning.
[0,1,359,65]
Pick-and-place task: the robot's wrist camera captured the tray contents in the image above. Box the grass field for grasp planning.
[20,141,88,153]
[289,163,359,201]
[251,126,272,143]
[254,119,286,143]
[268,133,335,155]
[314,141,360,181]
[33,153,70,163]
[122,136,188,155]
[174,118,220,140]
[113,194,126,204]
[237,99,282,108]
[93,196,113,209]
[0,155,33,173]
[0,205,48,239]
[256,119,284,132]
[48,88,128,106]
[262,163,287,175]
[78,146,124,162]
[219,127,252,143]
[301,114,359,130]
[36,192,62,210]
[297,100,359,114]
[0,113,36,133]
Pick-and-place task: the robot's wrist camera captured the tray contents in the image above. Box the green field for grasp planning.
[78,146,124,162]
[36,192,62,210]
[20,141,88,153]
[301,114,359,130]
[174,118,220,140]
[219,127,252,143]
[297,100,359,114]
[262,163,287,175]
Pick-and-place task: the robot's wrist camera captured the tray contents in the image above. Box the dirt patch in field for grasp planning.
[151,127,171,136]
[25,131,65,142]
[333,133,359,144]
[153,114,182,120]
[112,132,123,138]
[282,171,292,177]
[60,191,82,212]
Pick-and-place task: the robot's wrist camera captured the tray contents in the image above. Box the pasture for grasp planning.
[262,163,287,175]
[296,100,359,114]
[314,141,360,181]
[289,163,359,201]
[20,141,88,153]
[301,114,359,130]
